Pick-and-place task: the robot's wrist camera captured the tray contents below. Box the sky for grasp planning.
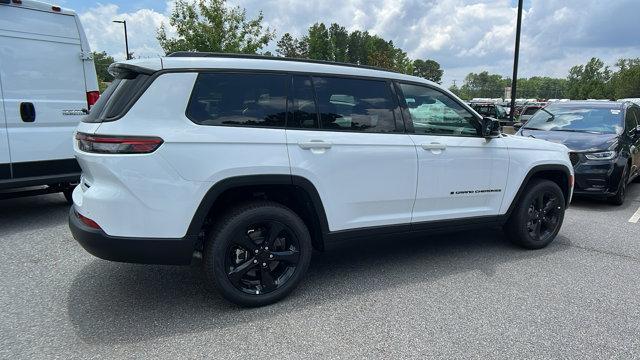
[58,0,640,87]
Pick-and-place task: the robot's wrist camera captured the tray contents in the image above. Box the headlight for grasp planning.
[584,151,616,160]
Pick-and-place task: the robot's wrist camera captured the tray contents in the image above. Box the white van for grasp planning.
[0,0,98,201]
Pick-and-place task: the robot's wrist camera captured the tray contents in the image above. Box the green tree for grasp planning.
[276,33,301,58]
[156,0,274,54]
[328,23,348,62]
[412,59,443,83]
[459,71,510,99]
[566,57,612,99]
[92,51,115,92]
[307,23,331,60]
[611,58,640,99]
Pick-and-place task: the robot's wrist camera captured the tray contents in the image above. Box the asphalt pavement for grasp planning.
[1,184,640,359]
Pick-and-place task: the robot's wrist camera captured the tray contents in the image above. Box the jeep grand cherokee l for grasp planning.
[69,53,574,307]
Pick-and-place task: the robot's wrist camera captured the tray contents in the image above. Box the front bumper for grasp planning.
[572,158,625,197]
[69,207,197,265]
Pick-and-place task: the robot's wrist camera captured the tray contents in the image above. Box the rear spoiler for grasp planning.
[108,63,156,79]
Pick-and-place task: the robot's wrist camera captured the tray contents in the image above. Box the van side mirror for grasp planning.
[481,117,500,138]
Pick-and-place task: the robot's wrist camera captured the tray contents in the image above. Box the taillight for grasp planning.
[86,91,100,110]
[75,210,102,230]
[76,132,163,154]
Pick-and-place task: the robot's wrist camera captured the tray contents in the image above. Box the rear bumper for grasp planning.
[69,207,196,265]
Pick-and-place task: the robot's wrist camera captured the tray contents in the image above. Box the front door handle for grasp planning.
[20,102,36,122]
[421,142,446,150]
[298,140,332,150]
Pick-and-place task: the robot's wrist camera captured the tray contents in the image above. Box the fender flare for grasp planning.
[504,164,573,218]
[186,174,330,238]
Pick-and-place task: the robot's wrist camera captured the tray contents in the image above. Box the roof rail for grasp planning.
[166,51,401,74]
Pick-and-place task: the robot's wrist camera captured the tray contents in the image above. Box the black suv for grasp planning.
[469,102,510,124]
[517,101,640,205]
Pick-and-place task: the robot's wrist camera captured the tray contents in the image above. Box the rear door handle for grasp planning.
[298,140,332,150]
[421,142,446,150]
[20,102,36,122]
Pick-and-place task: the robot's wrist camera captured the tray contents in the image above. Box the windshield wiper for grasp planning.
[522,126,544,130]
[549,129,601,134]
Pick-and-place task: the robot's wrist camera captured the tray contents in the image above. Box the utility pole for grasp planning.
[113,20,131,60]
[509,0,523,122]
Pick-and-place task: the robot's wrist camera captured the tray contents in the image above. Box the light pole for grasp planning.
[509,0,523,122]
[113,20,131,60]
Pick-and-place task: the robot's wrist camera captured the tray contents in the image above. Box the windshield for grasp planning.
[523,105,624,134]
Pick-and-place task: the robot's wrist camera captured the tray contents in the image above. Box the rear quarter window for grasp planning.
[186,73,288,127]
[83,73,150,123]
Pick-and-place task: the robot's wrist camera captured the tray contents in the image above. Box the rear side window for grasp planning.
[312,76,397,133]
[83,73,150,123]
[187,73,288,127]
[288,75,318,129]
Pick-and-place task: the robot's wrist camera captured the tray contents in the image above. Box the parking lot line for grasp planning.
[629,207,640,223]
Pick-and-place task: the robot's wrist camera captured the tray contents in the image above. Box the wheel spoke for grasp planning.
[260,267,276,292]
[533,220,542,240]
[227,258,257,286]
[271,250,300,265]
[264,222,285,247]
[535,194,544,210]
[235,234,258,252]
[543,197,558,214]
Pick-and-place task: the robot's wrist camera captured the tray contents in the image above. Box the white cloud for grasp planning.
[79,0,640,86]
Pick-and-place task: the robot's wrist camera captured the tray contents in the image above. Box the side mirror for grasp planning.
[481,117,500,138]
[636,125,640,135]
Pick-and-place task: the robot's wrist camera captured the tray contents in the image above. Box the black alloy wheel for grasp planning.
[225,220,300,295]
[525,191,561,243]
[204,201,312,307]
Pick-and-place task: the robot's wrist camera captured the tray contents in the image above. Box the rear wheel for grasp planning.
[204,201,312,307]
[505,179,565,249]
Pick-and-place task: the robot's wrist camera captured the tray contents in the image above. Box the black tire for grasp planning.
[63,186,75,205]
[609,165,628,206]
[204,201,312,307]
[505,179,565,249]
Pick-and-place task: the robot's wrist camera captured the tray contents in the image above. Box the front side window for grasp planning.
[625,107,639,134]
[186,73,288,127]
[398,83,479,136]
[312,76,397,133]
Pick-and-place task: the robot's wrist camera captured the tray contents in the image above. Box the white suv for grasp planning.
[69,53,574,307]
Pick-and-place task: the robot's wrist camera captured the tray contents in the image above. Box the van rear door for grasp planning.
[0,4,86,179]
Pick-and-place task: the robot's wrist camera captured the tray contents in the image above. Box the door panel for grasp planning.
[410,134,509,222]
[286,75,417,231]
[396,82,509,222]
[287,130,417,231]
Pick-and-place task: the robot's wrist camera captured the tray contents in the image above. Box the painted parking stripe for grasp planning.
[629,207,640,223]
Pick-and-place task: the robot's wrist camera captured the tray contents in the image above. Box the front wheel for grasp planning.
[609,165,628,206]
[505,179,566,249]
[204,201,312,307]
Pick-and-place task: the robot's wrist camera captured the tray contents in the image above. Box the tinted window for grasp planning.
[625,107,639,133]
[312,76,397,133]
[289,76,318,129]
[187,73,288,127]
[523,106,540,115]
[398,83,479,136]
[524,105,623,134]
[83,73,150,123]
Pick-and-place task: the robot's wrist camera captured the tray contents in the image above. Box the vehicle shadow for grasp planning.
[0,194,69,236]
[67,228,568,345]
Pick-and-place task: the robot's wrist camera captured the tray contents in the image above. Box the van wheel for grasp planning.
[204,201,312,307]
[609,165,628,206]
[505,179,565,249]
[63,186,75,205]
